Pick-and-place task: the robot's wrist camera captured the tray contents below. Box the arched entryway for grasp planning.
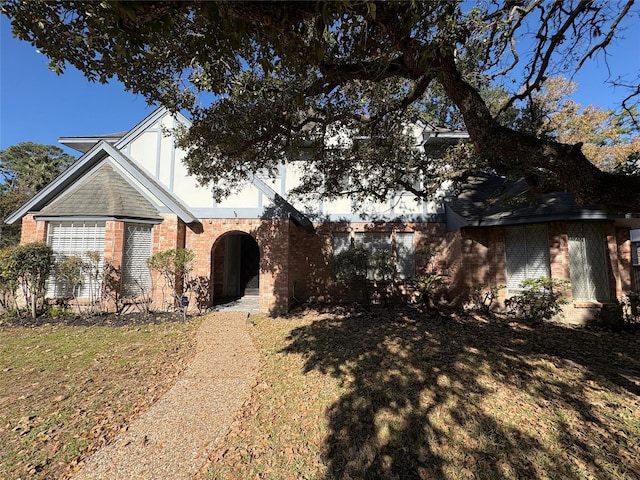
[211,231,260,304]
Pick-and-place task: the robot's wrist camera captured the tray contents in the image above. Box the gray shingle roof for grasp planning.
[445,172,612,227]
[38,163,161,220]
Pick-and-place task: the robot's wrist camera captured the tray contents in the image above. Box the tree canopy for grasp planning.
[0,142,75,246]
[3,1,639,209]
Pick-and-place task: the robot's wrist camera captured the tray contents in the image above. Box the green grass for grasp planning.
[0,315,200,479]
[202,307,640,480]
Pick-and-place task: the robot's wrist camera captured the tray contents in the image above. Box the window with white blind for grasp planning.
[332,231,415,279]
[46,221,105,298]
[504,224,550,294]
[332,233,352,257]
[568,223,610,302]
[121,223,153,297]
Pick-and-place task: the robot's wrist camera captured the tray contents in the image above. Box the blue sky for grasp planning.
[1,13,638,158]
[0,16,153,156]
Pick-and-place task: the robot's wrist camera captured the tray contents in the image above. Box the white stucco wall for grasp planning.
[116,109,446,220]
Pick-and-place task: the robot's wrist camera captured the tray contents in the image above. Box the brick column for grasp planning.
[549,222,570,283]
[101,221,125,311]
[150,214,184,310]
[104,221,125,267]
[20,214,47,244]
[256,219,290,315]
[616,228,632,297]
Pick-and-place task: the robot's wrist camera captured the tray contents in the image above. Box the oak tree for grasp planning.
[3,1,639,209]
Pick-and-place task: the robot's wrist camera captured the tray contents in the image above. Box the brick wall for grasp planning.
[442,226,506,305]
[444,221,635,325]
[548,222,570,283]
[20,214,47,243]
[286,221,448,304]
[22,208,634,322]
[616,227,632,295]
[185,217,291,315]
[288,224,333,302]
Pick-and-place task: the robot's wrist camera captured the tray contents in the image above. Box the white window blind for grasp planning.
[121,223,153,297]
[46,221,105,298]
[333,231,415,280]
[332,233,351,257]
[568,223,610,302]
[395,232,415,279]
[504,224,550,293]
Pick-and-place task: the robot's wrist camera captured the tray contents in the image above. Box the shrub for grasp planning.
[55,255,85,312]
[620,292,640,325]
[187,275,212,314]
[369,249,395,281]
[410,274,445,306]
[628,292,640,318]
[147,248,195,317]
[504,277,568,322]
[0,246,20,312]
[84,251,102,314]
[101,262,124,314]
[471,284,505,314]
[46,304,72,317]
[12,242,54,319]
[333,244,370,305]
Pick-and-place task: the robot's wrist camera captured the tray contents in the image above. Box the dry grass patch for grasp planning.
[203,306,640,480]
[0,313,200,479]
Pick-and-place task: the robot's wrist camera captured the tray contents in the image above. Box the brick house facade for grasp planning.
[442,173,639,323]
[7,109,639,322]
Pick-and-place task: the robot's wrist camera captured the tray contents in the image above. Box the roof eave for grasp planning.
[462,211,621,228]
[5,140,199,226]
[5,141,112,224]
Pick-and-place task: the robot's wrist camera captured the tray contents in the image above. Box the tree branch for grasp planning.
[433,51,640,210]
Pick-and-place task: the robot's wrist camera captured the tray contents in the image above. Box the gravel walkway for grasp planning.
[72,311,259,480]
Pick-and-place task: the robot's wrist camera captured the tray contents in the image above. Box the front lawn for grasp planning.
[0,314,199,480]
[203,307,640,480]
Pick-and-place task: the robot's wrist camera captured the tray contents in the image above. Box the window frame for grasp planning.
[46,220,106,299]
[121,223,153,298]
[567,222,610,302]
[332,231,415,280]
[504,224,551,295]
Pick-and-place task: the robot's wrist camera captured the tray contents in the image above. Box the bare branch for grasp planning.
[502,1,593,112]
[576,0,635,70]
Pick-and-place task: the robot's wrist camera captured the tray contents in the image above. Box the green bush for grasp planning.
[46,304,72,317]
[11,242,54,318]
[0,246,20,311]
[504,277,568,322]
[410,274,445,305]
[471,284,505,314]
[333,244,370,305]
[620,292,640,325]
[369,249,395,281]
[54,255,86,312]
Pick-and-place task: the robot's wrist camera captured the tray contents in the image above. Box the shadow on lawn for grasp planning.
[283,306,640,479]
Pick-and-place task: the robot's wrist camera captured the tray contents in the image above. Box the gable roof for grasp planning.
[444,172,624,229]
[59,132,125,154]
[250,175,314,231]
[58,107,192,154]
[38,163,161,220]
[114,107,191,150]
[5,141,199,225]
